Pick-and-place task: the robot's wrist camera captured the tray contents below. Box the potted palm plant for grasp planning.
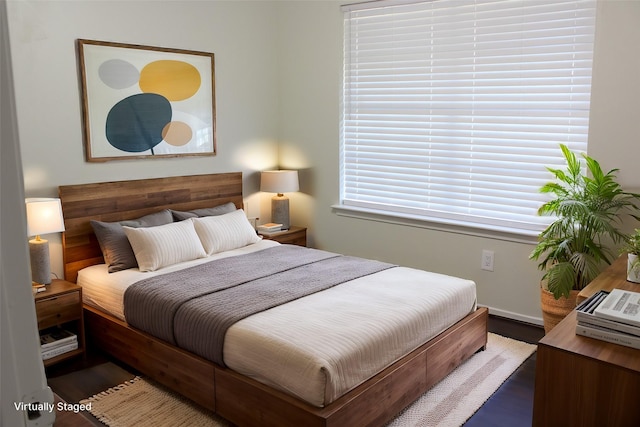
[530,144,640,333]
[620,229,640,283]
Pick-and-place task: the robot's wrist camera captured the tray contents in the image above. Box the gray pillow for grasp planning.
[170,202,237,221]
[91,210,173,273]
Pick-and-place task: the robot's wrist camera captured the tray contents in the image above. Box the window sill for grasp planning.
[331,204,539,245]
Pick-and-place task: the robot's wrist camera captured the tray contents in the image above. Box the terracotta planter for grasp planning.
[540,287,579,333]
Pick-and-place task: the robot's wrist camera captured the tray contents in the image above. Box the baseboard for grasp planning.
[479,305,543,327]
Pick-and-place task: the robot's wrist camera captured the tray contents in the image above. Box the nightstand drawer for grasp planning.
[35,292,81,330]
[276,231,306,246]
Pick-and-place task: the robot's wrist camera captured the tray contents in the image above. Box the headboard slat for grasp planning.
[59,173,244,282]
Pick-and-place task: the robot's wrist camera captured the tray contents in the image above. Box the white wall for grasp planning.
[8,0,281,278]
[277,0,640,323]
[8,0,640,323]
[588,0,640,194]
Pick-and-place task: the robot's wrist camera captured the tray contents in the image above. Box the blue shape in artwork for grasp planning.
[106,93,172,154]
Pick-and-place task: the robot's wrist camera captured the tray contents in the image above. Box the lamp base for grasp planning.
[271,194,290,230]
[29,238,52,285]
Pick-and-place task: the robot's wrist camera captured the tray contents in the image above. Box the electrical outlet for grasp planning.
[481,250,494,271]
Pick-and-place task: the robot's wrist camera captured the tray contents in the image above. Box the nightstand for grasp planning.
[34,279,85,367]
[260,226,307,247]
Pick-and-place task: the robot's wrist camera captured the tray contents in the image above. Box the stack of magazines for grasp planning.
[575,289,640,350]
[40,328,78,360]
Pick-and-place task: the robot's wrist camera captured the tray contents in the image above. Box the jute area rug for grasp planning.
[81,333,535,427]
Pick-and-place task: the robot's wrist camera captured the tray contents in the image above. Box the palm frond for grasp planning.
[530,144,640,298]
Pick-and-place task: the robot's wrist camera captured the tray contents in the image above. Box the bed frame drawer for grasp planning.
[425,308,489,389]
[84,305,216,411]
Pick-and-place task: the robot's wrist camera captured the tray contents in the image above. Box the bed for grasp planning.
[59,172,488,427]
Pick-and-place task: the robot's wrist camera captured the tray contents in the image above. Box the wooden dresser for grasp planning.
[532,255,640,427]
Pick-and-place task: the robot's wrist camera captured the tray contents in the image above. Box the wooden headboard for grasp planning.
[59,172,244,282]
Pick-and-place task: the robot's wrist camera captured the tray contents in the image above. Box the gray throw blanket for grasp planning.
[124,245,395,366]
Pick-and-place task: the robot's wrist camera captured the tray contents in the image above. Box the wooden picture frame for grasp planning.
[77,39,216,162]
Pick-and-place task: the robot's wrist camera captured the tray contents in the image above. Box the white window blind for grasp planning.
[341,0,596,235]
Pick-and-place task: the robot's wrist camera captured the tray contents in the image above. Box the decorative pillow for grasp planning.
[170,202,237,221]
[120,210,174,228]
[91,210,173,273]
[123,220,206,272]
[192,209,261,255]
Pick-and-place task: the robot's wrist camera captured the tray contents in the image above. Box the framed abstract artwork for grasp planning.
[77,39,216,161]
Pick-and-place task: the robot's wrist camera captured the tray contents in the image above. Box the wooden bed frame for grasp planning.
[59,172,488,427]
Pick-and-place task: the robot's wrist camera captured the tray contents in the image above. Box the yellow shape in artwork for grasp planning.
[139,60,201,101]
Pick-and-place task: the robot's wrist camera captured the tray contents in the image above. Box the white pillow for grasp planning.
[123,220,206,272]
[192,209,261,255]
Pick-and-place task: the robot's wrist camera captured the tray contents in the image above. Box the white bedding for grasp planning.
[78,240,477,407]
[79,239,281,320]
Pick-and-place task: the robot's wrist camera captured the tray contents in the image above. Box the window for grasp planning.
[340,0,597,237]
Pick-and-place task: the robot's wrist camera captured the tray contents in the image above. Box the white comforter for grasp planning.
[78,240,477,407]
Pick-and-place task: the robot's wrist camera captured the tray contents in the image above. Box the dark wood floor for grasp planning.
[46,314,544,427]
[464,316,543,427]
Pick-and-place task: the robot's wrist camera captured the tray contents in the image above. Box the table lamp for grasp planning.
[260,170,299,230]
[25,198,65,285]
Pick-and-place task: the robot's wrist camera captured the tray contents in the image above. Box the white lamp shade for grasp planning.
[25,198,65,237]
[260,170,299,194]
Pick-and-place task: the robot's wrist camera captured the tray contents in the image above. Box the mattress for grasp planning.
[78,240,477,407]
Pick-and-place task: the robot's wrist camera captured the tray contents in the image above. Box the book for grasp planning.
[576,322,640,350]
[32,284,47,294]
[579,311,640,338]
[593,288,640,328]
[40,328,77,351]
[42,341,78,360]
[257,223,283,232]
[576,291,640,337]
[576,290,609,317]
